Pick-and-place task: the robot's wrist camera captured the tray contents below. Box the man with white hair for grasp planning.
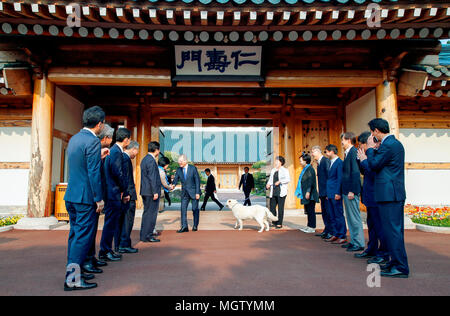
[171,154,201,233]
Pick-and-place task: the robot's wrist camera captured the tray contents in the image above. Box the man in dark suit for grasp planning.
[311,145,333,239]
[81,123,114,275]
[64,106,105,291]
[324,144,347,245]
[99,128,130,261]
[200,168,224,211]
[171,154,201,232]
[355,131,389,263]
[116,141,139,253]
[341,132,365,252]
[362,118,409,278]
[140,141,162,242]
[238,167,255,206]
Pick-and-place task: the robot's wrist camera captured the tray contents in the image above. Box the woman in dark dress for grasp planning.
[295,152,319,233]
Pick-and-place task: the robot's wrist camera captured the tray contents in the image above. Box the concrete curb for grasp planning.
[415,223,450,234]
[14,216,59,230]
[0,225,14,233]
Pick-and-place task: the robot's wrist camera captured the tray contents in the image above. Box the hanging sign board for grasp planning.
[173,45,262,81]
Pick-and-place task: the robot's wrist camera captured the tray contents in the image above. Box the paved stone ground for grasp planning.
[0,229,449,296]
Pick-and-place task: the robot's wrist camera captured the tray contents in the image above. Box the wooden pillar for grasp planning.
[27,77,55,218]
[281,106,297,209]
[135,101,152,209]
[294,119,303,209]
[376,80,400,138]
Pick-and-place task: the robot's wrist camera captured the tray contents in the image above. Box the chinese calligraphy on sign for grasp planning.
[175,46,262,77]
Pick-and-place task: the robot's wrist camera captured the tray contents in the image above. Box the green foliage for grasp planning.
[252,160,267,169]
[0,215,22,227]
[411,216,450,227]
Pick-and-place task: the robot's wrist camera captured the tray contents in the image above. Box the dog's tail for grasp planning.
[265,207,278,221]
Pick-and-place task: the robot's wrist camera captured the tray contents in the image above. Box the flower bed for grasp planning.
[0,215,22,227]
[405,205,450,227]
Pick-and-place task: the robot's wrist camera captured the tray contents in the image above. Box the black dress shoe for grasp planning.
[177,227,189,233]
[192,226,198,231]
[64,279,97,291]
[82,263,103,274]
[368,257,388,265]
[219,206,224,211]
[81,273,95,281]
[381,267,409,278]
[346,245,364,252]
[99,252,121,262]
[380,263,393,271]
[200,208,205,211]
[354,252,375,259]
[111,251,122,259]
[144,237,160,242]
[93,258,107,267]
[118,247,139,253]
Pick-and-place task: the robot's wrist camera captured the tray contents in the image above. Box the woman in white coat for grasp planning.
[266,156,291,229]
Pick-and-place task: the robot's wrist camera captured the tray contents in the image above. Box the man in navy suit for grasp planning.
[171,154,201,233]
[201,168,224,211]
[99,128,131,261]
[64,106,105,291]
[361,118,409,278]
[324,144,347,245]
[311,146,333,239]
[117,140,140,252]
[140,141,162,242]
[238,167,255,206]
[355,131,389,264]
[81,123,114,275]
[341,132,365,252]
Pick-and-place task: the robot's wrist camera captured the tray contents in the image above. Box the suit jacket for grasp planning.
[366,135,406,202]
[104,143,128,201]
[140,154,162,197]
[342,146,362,195]
[205,174,217,194]
[299,165,319,205]
[239,173,255,192]
[64,129,103,205]
[326,158,343,199]
[358,158,377,207]
[123,153,137,201]
[173,164,201,200]
[317,156,330,197]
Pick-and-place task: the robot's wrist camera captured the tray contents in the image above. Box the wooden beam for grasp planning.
[0,162,30,169]
[399,121,450,129]
[176,81,262,88]
[0,108,32,120]
[0,119,31,127]
[47,67,171,86]
[53,128,72,143]
[265,69,383,88]
[405,163,450,170]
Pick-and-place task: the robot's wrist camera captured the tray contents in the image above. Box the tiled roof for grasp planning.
[144,0,395,4]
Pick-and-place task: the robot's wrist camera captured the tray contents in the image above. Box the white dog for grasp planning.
[226,199,278,233]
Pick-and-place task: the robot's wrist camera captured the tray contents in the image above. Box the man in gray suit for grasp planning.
[171,154,201,233]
